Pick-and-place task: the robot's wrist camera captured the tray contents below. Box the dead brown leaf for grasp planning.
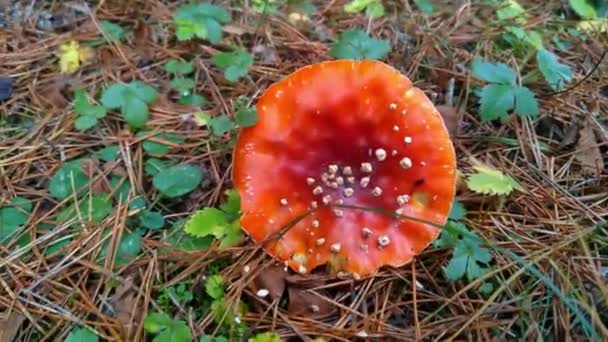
[109,276,142,339]
[436,105,459,137]
[575,117,604,176]
[0,312,25,342]
[133,21,154,62]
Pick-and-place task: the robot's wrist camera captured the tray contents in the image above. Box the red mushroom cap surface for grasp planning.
[233,60,456,276]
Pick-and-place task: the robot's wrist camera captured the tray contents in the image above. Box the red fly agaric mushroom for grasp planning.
[233,60,456,277]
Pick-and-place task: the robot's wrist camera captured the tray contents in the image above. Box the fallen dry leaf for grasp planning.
[0,311,25,342]
[133,21,154,62]
[436,105,459,137]
[575,117,604,176]
[109,276,142,339]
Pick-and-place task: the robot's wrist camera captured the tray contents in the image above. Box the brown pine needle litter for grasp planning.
[1,0,607,341]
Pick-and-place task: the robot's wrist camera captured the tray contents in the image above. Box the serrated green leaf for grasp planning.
[218,219,243,248]
[448,200,466,221]
[49,160,89,200]
[513,86,539,118]
[99,21,125,42]
[164,59,194,75]
[205,274,225,299]
[344,0,384,17]
[139,210,165,230]
[212,50,253,82]
[329,29,390,60]
[143,312,175,333]
[443,254,467,281]
[479,84,515,121]
[220,189,241,219]
[471,59,516,84]
[175,18,205,41]
[466,164,524,195]
[174,3,231,44]
[209,116,235,135]
[65,327,99,342]
[235,107,258,127]
[184,208,228,239]
[434,221,467,248]
[96,145,120,161]
[537,48,573,91]
[496,0,527,24]
[75,115,98,131]
[248,332,281,342]
[153,164,203,198]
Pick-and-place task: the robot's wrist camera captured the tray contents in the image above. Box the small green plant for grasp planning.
[98,228,143,266]
[157,283,194,311]
[212,49,254,82]
[164,59,206,106]
[64,327,99,342]
[99,20,125,42]
[344,0,384,18]
[96,145,120,161]
[194,96,259,136]
[73,89,107,130]
[471,58,539,121]
[536,48,573,91]
[144,312,193,342]
[49,159,90,200]
[248,332,281,342]
[174,3,232,44]
[56,194,113,225]
[466,164,524,196]
[100,81,159,129]
[251,0,280,14]
[184,189,243,248]
[203,274,247,336]
[0,196,32,246]
[329,29,390,60]
[139,209,165,230]
[152,164,204,198]
[138,132,185,156]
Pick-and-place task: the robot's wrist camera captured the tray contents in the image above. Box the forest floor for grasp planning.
[1,0,607,341]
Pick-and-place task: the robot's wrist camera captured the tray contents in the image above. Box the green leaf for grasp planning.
[513,86,539,118]
[155,321,192,342]
[128,81,159,103]
[218,219,243,248]
[344,0,384,17]
[140,133,185,156]
[209,116,235,135]
[57,195,113,224]
[153,164,203,198]
[65,327,99,342]
[145,158,174,176]
[466,164,524,195]
[205,274,225,299]
[479,84,515,121]
[184,208,228,239]
[448,200,466,221]
[100,83,127,109]
[99,21,125,42]
[122,96,148,128]
[329,29,390,60]
[179,93,206,106]
[174,3,231,44]
[414,0,434,14]
[496,0,527,24]
[0,197,32,245]
[235,106,258,127]
[248,332,281,342]
[212,50,254,82]
[569,0,598,19]
[166,220,214,251]
[99,229,142,265]
[139,210,165,230]
[164,59,194,75]
[75,115,98,131]
[536,48,573,91]
[170,77,196,94]
[220,189,241,219]
[478,282,495,294]
[471,59,516,85]
[252,0,280,14]
[49,160,89,200]
[143,312,175,333]
[110,177,132,203]
[434,221,468,248]
[96,145,120,161]
[443,254,467,281]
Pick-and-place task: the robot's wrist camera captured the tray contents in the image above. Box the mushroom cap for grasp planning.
[233,60,456,276]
